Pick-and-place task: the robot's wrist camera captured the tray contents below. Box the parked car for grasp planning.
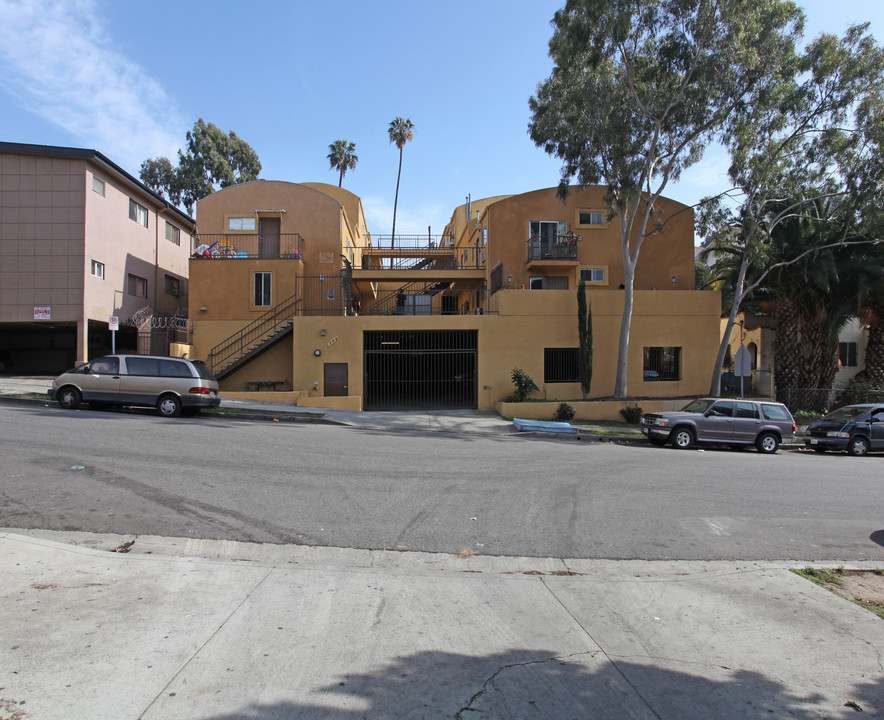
[48,354,220,417]
[803,404,884,456]
[640,398,796,453]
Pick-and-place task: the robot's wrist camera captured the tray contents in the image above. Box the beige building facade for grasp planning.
[0,142,195,372]
[188,182,721,416]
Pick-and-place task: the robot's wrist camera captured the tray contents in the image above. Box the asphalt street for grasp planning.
[2,403,882,562]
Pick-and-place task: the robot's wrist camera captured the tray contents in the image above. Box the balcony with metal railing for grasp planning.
[192,233,304,259]
[526,232,582,267]
[356,235,484,271]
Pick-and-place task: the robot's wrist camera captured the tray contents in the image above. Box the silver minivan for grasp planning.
[48,354,220,417]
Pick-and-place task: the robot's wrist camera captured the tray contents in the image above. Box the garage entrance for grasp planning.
[364,330,477,411]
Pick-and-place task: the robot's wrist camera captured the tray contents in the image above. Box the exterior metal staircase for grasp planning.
[207,294,300,380]
[369,281,453,315]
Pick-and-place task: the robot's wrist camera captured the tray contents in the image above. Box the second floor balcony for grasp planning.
[192,233,304,259]
[527,232,582,263]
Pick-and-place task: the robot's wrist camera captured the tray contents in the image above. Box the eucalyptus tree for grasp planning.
[388,117,414,252]
[529,0,803,399]
[698,23,884,395]
[140,119,261,214]
[327,139,358,187]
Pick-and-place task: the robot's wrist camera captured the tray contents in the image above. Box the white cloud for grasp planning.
[0,0,183,169]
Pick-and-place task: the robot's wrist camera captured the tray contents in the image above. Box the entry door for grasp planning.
[259,218,280,258]
[324,363,348,397]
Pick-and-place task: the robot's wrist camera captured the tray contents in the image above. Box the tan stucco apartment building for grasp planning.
[187,181,721,415]
[0,142,196,372]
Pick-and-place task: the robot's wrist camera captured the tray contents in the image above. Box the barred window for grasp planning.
[643,346,681,381]
[544,348,579,383]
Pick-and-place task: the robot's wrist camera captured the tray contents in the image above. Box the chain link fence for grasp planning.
[780,387,884,414]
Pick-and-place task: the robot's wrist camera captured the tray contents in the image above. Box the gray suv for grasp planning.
[641,398,796,453]
[49,354,220,417]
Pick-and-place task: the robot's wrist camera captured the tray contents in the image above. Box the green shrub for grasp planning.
[620,404,643,424]
[553,402,576,422]
[510,367,539,402]
[793,409,822,424]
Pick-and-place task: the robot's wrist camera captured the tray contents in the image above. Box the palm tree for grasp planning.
[327,140,358,187]
[387,117,414,253]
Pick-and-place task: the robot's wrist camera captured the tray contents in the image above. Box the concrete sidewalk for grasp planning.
[2,530,882,719]
[0,375,638,439]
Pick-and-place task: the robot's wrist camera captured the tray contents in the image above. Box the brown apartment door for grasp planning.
[324,363,348,396]
[259,218,280,258]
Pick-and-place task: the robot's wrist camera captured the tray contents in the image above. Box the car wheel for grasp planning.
[649,436,668,447]
[157,394,182,418]
[756,432,779,454]
[847,436,869,456]
[670,427,695,449]
[58,386,81,410]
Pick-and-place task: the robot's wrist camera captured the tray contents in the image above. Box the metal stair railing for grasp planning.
[207,294,300,375]
[369,281,453,315]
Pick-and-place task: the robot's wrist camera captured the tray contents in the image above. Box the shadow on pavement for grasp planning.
[191,649,880,720]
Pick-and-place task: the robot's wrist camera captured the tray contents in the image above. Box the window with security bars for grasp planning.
[544,348,580,383]
[643,346,681,381]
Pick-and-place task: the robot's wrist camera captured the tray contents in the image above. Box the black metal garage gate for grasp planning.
[364,330,477,411]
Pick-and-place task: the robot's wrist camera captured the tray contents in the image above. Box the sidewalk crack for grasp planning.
[137,568,273,719]
[453,651,597,719]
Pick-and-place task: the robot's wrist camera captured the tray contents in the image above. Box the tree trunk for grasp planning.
[709,251,749,396]
[614,271,635,399]
[854,314,884,387]
[391,147,403,268]
[773,296,801,403]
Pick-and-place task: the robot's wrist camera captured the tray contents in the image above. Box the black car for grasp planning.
[804,404,884,456]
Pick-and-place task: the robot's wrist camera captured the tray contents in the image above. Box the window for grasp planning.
[92,176,105,196]
[127,273,147,298]
[735,401,759,420]
[165,275,180,296]
[165,221,180,245]
[89,357,118,375]
[577,210,605,226]
[129,199,148,227]
[643,346,681,381]
[579,267,606,284]
[709,401,734,417]
[91,260,105,279]
[761,403,791,421]
[254,272,271,306]
[839,341,858,368]
[228,217,256,231]
[544,348,580,383]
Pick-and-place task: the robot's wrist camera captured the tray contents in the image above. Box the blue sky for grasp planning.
[1,0,881,236]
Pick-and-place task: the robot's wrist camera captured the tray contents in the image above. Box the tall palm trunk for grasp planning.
[391,146,403,260]
[774,296,801,402]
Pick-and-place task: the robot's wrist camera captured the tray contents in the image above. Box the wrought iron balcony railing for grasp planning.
[192,234,304,259]
[527,232,582,262]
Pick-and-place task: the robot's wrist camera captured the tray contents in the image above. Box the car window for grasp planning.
[735,401,759,419]
[709,401,734,418]
[681,399,714,413]
[822,406,870,422]
[158,359,193,378]
[125,357,161,376]
[89,358,119,375]
[190,360,217,381]
[761,403,791,421]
